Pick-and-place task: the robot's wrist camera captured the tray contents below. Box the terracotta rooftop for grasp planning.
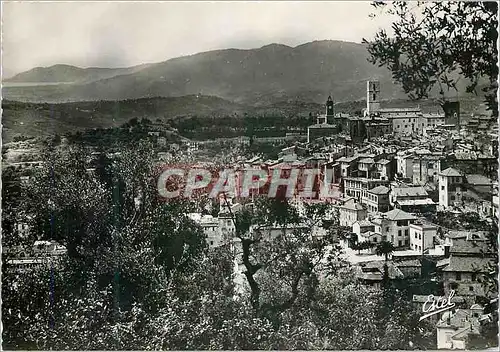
[466,174,492,186]
[440,167,462,177]
[383,209,417,221]
[392,186,429,198]
[438,256,495,273]
[368,185,390,195]
[337,155,358,163]
[309,123,337,128]
[340,199,366,211]
[356,219,375,227]
[358,158,375,164]
[450,238,493,256]
[356,261,404,281]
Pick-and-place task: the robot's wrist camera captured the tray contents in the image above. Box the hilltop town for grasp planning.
[2,2,499,348]
[180,81,498,349]
[3,78,498,349]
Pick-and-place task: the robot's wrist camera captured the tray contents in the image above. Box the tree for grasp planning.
[352,240,374,255]
[3,140,439,350]
[2,140,208,349]
[224,196,345,321]
[376,240,395,285]
[375,291,437,350]
[376,240,395,262]
[364,1,498,116]
[362,240,376,252]
[1,167,23,248]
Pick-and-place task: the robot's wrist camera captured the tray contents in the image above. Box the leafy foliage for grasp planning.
[3,143,436,349]
[375,240,395,261]
[364,1,498,116]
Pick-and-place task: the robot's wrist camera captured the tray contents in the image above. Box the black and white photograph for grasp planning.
[1,1,499,350]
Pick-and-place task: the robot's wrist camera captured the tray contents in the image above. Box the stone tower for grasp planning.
[326,95,334,118]
[366,80,381,115]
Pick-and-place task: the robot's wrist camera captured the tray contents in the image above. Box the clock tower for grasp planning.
[326,95,334,118]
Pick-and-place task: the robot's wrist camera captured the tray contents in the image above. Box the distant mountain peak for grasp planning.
[259,43,292,49]
[296,39,364,48]
[4,39,406,104]
[39,64,80,70]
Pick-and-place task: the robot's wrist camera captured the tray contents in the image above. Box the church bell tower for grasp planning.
[326,95,334,118]
[366,81,381,115]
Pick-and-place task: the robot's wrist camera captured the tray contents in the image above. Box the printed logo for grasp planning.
[419,290,456,321]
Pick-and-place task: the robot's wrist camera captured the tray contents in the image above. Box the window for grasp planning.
[419,233,422,240]
[398,240,402,246]
[398,230,402,236]
[456,272,462,281]
[469,286,474,292]
[373,237,378,243]
[441,186,445,190]
[405,229,409,236]
[415,233,418,239]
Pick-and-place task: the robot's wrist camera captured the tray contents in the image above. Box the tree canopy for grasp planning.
[1,142,437,349]
[364,1,498,116]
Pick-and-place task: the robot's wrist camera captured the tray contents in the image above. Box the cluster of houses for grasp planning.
[2,79,497,350]
[3,240,67,273]
[306,81,460,143]
[182,81,498,350]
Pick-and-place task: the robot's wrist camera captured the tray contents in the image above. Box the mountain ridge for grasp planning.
[5,40,360,82]
[2,40,471,105]
[5,63,153,84]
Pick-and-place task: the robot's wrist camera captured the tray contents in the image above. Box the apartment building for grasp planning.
[372,209,417,248]
[439,168,465,210]
[338,198,367,227]
[409,223,437,254]
[361,185,391,213]
[343,177,390,200]
[390,186,436,213]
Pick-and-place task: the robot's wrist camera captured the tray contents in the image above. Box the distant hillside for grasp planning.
[1,95,248,142]
[3,40,409,104]
[5,64,152,84]
[2,92,485,143]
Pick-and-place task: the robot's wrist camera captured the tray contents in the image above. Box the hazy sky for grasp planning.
[2,1,395,78]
